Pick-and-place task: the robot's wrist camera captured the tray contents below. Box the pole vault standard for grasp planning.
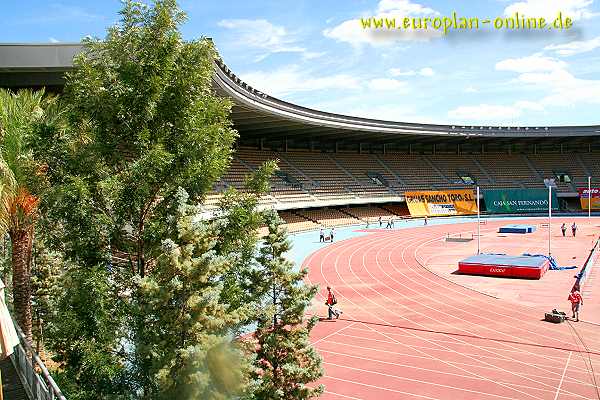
[548,185,552,257]
[477,186,480,255]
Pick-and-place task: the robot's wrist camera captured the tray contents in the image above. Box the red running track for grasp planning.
[305,220,600,400]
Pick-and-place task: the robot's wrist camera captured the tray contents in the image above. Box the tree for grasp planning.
[216,161,277,322]
[250,212,324,400]
[29,235,62,353]
[46,264,129,400]
[0,88,63,344]
[38,3,240,395]
[61,0,237,278]
[134,193,250,399]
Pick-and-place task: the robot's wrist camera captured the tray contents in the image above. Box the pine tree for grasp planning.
[250,211,323,400]
[134,193,250,399]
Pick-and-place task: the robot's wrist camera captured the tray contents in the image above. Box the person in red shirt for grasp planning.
[568,289,583,322]
[325,286,341,320]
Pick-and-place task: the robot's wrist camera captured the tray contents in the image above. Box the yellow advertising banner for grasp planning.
[578,188,600,210]
[405,190,478,217]
[580,198,600,209]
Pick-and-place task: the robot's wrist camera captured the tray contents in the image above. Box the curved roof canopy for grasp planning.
[1,43,599,144]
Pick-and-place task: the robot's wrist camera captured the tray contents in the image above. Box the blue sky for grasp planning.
[3,0,600,126]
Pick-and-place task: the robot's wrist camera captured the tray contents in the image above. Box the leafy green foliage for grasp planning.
[57,0,237,276]
[27,1,326,399]
[216,161,277,320]
[0,88,66,344]
[46,265,129,400]
[30,234,62,350]
[133,195,250,399]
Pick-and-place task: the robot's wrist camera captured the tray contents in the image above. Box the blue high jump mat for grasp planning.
[498,224,536,234]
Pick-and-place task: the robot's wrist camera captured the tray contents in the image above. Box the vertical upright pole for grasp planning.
[477,186,480,254]
[589,176,592,223]
[549,185,552,257]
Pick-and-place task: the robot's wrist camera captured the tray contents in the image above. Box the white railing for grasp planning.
[10,321,66,400]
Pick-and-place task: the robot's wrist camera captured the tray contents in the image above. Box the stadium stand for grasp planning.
[212,151,600,212]
[2,43,600,233]
[278,210,319,232]
[296,208,360,228]
[2,41,600,400]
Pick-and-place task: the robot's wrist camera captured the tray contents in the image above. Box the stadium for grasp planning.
[2,40,600,400]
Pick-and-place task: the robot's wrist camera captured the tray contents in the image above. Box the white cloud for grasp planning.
[516,69,600,107]
[454,50,600,122]
[495,54,567,73]
[389,68,416,76]
[342,103,436,123]
[218,19,311,61]
[368,78,409,91]
[419,67,435,76]
[516,68,576,86]
[389,67,435,77]
[448,104,524,122]
[464,86,478,93]
[323,0,442,48]
[239,65,361,97]
[544,36,600,56]
[48,37,60,43]
[504,0,597,22]
[514,100,545,111]
[376,0,438,15]
[302,51,326,60]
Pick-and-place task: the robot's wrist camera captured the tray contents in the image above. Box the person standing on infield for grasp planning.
[572,222,578,237]
[319,227,325,243]
[325,286,341,320]
[561,223,567,237]
[568,289,583,322]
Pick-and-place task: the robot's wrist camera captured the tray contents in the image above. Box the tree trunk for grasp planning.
[10,229,32,345]
[137,216,146,278]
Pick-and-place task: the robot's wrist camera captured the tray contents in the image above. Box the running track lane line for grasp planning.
[319,336,598,384]
[350,232,582,397]
[312,234,541,399]
[403,227,600,348]
[330,236,548,400]
[318,348,580,397]
[312,321,357,346]
[555,351,573,400]
[310,229,592,398]
[304,227,600,398]
[311,231,553,398]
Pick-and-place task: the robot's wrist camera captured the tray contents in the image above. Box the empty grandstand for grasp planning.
[1,43,599,232]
